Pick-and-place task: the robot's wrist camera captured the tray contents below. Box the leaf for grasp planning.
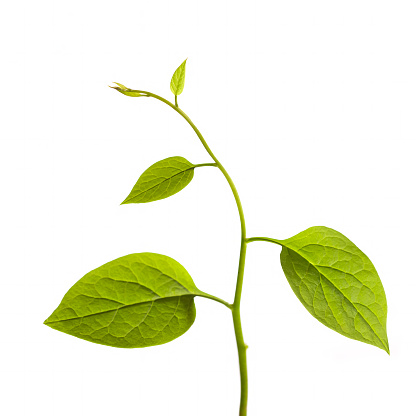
[110,83,144,97]
[44,253,205,348]
[170,59,187,96]
[277,226,389,353]
[122,156,195,204]
[117,90,143,97]
[113,82,128,89]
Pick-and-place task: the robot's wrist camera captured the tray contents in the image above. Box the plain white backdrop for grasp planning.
[1,1,416,415]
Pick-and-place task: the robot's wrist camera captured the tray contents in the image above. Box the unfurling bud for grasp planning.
[109,83,144,97]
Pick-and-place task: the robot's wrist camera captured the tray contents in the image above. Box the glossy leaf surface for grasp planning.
[44,253,203,348]
[122,156,195,204]
[278,226,389,353]
[170,59,187,96]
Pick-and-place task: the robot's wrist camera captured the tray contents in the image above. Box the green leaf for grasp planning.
[113,82,128,90]
[44,253,205,348]
[122,156,195,204]
[277,226,389,353]
[110,83,144,97]
[170,59,187,96]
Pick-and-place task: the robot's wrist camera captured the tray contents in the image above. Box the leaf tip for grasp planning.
[120,197,131,205]
[114,82,128,90]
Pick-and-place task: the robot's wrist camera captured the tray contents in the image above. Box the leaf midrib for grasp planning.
[124,165,194,203]
[319,272,388,351]
[172,64,185,94]
[44,294,196,324]
[285,247,388,351]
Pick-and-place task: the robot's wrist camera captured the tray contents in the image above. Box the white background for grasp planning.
[1,1,416,415]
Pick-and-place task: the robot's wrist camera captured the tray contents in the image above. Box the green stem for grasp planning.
[232,240,248,415]
[133,90,249,416]
[197,292,233,309]
[193,162,218,168]
[246,237,281,245]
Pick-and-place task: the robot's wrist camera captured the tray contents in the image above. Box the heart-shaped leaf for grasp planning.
[170,59,187,96]
[277,226,389,353]
[122,156,195,204]
[44,253,205,348]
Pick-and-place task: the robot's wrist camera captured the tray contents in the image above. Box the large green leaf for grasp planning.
[277,226,389,353]
[170,59,187,96]
[122,156,195,204]
[44,253,205,348]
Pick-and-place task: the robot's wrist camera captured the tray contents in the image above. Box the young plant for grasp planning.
[44,60,389,416]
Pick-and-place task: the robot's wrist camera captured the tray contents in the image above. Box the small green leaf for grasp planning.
[170,59,187,96]
[110,83,144,97]
[122,156,195,204]
[277,226,389,353]
[113,82,128,90]
[44,253,205,348]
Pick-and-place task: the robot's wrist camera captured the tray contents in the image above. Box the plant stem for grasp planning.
[132,90,249,415]
[232,239,248,416]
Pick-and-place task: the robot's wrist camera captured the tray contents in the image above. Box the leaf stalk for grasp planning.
[193,162,218,168]
[197,292,232,309]
[246,236,281,245]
